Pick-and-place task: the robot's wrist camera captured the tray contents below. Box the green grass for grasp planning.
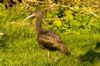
[0,4,100,66]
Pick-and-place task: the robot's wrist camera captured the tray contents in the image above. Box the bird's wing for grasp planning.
[38,30,63,47]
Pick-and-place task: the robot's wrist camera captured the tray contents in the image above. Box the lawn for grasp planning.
[0,1,100,66]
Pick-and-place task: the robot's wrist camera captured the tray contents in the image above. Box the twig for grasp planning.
[82,7,100,18]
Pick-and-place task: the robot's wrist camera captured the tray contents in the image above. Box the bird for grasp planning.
[24,10,71,62]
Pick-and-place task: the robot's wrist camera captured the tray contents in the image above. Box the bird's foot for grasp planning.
[47,51,50,60]
[53,53,61,63]
[54,56,59,63]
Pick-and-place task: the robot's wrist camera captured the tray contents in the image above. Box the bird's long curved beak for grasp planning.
[23,13,35,22]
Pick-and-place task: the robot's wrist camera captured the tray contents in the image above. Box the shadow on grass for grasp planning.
[79,49,100,63]
[94,42,100,51]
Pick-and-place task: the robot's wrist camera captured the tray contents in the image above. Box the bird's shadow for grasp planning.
[79,49,100,63]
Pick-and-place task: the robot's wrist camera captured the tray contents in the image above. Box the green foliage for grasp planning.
[0,2,100,66]
[65,10,74,21]
[53,20,62,27]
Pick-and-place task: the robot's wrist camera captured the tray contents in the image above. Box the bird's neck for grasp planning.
[35,16,43,33]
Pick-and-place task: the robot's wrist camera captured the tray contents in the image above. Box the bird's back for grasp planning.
[37,29,70,55]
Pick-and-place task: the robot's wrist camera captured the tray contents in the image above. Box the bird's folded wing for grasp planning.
[38,32,63,47]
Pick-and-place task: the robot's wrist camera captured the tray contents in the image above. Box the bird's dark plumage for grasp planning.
[33,10,71,55]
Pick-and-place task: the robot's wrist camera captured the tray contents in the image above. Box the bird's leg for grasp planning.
[54,52,61,63]
[47,51,50,60]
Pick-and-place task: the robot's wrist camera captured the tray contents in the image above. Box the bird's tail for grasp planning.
[60,44,71,56]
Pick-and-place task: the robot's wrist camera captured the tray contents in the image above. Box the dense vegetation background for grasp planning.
[0,0,100,66]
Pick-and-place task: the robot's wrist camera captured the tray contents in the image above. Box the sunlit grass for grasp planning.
[0,3,100,66]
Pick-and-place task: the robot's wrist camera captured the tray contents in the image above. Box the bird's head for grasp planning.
[35,10,43,18]
[23,10,43,22]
